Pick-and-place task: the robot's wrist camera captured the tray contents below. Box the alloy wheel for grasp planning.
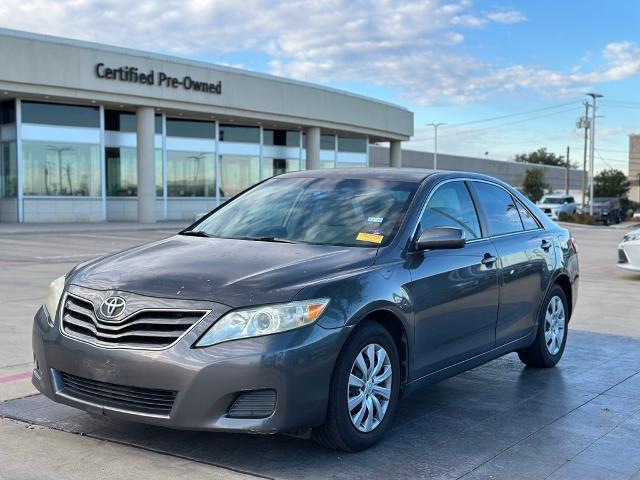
[347,343,392,433]
[544,295,565,355]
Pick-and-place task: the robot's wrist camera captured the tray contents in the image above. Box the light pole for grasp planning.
[47,145,72,195]
[586,93,602,216]
[427,123,446,170]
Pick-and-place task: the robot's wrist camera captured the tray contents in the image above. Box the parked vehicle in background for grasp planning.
[618,228,640,272]
[633,211,640,222]
[32,169,579,452]
[578,197,623,226]
[537,194,578,221]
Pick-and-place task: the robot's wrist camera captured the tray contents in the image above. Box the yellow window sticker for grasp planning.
[356,232,384,244]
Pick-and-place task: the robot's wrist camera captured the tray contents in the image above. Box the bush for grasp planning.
[522,168,549,203]
[557,211,594,225]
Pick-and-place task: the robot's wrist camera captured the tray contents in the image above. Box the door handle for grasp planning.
[541,239,552,251]
[481,253,497,266]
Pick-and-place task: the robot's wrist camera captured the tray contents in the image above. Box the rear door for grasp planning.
[469,181,555,346]
[406,180,500,379]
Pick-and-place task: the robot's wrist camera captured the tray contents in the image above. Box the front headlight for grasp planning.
[46,275,66,324]
[195,298,330,347]
[624,233,640,243]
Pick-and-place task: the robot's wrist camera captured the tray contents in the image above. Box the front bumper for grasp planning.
[32,295,348,434]
[617,241,640,272]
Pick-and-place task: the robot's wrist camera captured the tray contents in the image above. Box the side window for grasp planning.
[516,200,540,230]
[471,182,524,236]
[419,182,481,240]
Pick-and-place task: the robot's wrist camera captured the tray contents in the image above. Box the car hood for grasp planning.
[538,203,563,209]
[69,235,378,307]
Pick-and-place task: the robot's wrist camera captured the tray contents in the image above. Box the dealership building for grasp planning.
[0,28,413,223]
[0,29,588,224]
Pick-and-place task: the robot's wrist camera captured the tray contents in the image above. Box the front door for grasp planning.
[406,180,499,379]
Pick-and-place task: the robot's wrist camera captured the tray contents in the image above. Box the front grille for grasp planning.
[59,371,176,415]
[227,390,277,418]
[61,294,207,349]
[618,248,629,264]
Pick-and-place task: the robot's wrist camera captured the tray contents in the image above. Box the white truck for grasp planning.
[537,194,578,221]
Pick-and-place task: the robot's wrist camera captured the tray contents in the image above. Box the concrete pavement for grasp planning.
[0,222,639,479]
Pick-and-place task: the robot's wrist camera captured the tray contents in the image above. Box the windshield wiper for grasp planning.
[236,236,298,244]
[179,230,213,238]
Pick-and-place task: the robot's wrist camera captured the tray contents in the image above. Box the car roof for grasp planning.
[277,168,510,184]
[279,168,437,182]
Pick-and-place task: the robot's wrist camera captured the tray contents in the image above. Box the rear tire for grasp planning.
[312,321,400,452]
[518,284,568,368]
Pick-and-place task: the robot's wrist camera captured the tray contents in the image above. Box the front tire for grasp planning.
[518,284,568,368]
[312,321,400,452]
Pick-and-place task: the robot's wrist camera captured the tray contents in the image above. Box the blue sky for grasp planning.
[1,0,638,172]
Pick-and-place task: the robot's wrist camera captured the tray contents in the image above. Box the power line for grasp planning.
[438,101,580,129]
[423,106,583,142]
[601,99,640,105]
[599,103,640,109]
[596,147,629,153]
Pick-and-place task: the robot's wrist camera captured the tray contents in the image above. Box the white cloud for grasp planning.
[0,0,636,105]
[485,10,527,24]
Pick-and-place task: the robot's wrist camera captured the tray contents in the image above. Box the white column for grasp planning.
[161,113,168,221]
[99,105,106,221]
[365,136,370,167]
[214,121,220,207]
[259,125,264,179]
[136,106,156,223]
[15,99,23,223]
[306,127,321,170]
[390,140,402,168]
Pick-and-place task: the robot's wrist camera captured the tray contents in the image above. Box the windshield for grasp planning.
[191,176,419,247]
[541,197,563,204]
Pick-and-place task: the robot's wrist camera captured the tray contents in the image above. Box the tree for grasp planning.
[514,148,574,168]
[522,168,548,203]
[594,169,630,198]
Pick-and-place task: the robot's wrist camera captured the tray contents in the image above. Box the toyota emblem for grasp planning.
[99,296,126,319]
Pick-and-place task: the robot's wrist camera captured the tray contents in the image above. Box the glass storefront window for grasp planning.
[22,141,101,196]
[106,147,163,196]
[167,151,215,197]
[321,135,336,150]
[0,101,15,124]
[263,130,300,147]
[338,136,367,153]
[219,155,260,198]
[302,133,336,150]
[321,160,336,169]
[0,142,17,197]
[167,118,215,138]
[105,110,162,133]
[22,101,99,128]
[336,160,367,169]
[263,158,301,178]
[219,125,259,143]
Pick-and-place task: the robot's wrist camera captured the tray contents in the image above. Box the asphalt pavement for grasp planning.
[0,222,639,480]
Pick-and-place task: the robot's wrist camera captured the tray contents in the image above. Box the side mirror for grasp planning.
[416,227,466,251]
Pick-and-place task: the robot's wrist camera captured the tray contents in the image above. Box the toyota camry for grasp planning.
[32,168,579,451]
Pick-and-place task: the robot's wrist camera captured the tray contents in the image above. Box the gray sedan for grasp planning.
[33,169,579,451]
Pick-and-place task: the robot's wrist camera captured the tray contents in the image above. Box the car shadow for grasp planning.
[2,330,640,480]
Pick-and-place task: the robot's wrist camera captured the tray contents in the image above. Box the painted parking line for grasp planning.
[0,371,32,384]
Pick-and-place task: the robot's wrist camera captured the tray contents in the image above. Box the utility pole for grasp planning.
[577,101,590,209]
[586,92,603,216]
[427,123,446,170]
[565,146,570,194]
